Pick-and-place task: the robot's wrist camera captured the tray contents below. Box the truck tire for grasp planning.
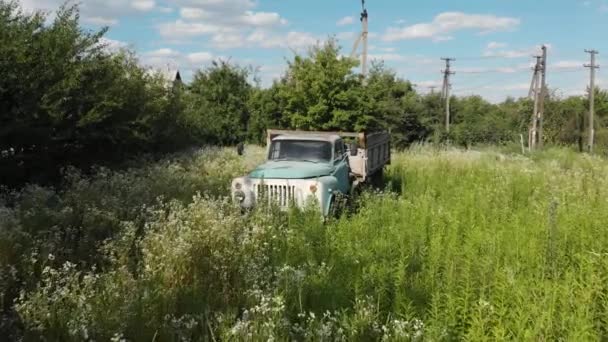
[328,192,347,219]
[369,168,384,189]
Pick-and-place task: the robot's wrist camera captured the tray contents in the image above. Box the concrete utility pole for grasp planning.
[528,55,542,150]
[441,58,455,133]
[538,45,547,149]
[585,49,599,153]
[350,0,369,78]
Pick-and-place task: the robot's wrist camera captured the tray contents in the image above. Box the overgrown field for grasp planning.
[2,146,608,341]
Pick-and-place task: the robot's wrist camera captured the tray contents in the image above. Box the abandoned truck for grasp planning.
[231,129,391,216]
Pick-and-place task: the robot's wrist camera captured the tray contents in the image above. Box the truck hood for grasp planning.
[249,161,334,179]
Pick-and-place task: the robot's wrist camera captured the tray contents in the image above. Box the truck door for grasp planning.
[332,140,350,193]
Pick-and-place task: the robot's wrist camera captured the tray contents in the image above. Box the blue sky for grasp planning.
[21,0,608,102]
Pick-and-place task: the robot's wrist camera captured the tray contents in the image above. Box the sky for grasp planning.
[19,0,608,102]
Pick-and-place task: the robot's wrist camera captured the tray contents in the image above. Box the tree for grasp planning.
[247,83,288,144]
[276,39,366,131]
[187,61,252,145]
[364,62,430,147]
[0,1,184,185]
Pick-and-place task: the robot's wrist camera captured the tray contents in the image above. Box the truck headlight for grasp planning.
[234,182,242,190]
[309,184,318,193]
[234,190,246,203]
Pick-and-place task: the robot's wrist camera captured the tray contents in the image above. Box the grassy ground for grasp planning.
[3,145,608,341]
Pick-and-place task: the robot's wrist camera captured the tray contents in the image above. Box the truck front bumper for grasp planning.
[231,177,329,213]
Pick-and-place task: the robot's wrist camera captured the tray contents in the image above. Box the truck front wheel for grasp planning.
[328,192,348,219]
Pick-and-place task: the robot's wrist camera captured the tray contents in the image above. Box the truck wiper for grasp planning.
[272,158,320,164]
[299,159,320,164]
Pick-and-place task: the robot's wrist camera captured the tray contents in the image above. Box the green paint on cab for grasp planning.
[249,161,334,179]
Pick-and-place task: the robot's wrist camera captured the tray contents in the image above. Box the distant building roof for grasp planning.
[147,66,182,88]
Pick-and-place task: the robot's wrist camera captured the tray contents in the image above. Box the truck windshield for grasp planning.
[268,140,332,163]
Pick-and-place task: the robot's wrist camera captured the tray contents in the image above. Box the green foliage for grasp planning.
[278,40,365,131]
[0,1,191,186]
[450,95,517,147]
[248,84,288,144]
[247,43,431,148]
[0,146,257,337]
[4,146,608,340]
[186,61,252,145]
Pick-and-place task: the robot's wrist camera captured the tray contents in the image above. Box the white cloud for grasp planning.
[21,0,157,25]
[336,31,357,41]
[132,0,155,11]
[159,0,297,50]
[83,16,119,26]
[417,80,442,87]
[187,52,214,64]
[247,31,319,49]
[240,11,288,26]
[146,48,181,58]
[161,0,287,41]
[159,20,224,38]
[337,16,355,26]
[456,65,530,74]
[98,37,129,52]
[500,83,531,91]
[171,0,255,13]
[413,80,443,93]
[255,64,286,87]
[178,7,286,26]
[382,12,520,41]
[142,48,217,71]
[212,32,247,49]
[487,41,507,49]
[368,53,435,65]
[368,53,408,62]
[552,60,584,69]
[433,36,453,42]
[483,44,549,59]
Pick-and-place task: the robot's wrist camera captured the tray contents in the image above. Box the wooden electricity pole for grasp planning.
[441,58,455,133]
[537,45,547,149]
[350,0,369,78]
[428,86,437,95]
[528,55,542,150]
[584,49,599,153]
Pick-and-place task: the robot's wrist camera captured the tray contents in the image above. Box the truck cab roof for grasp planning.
[272,134,342,143]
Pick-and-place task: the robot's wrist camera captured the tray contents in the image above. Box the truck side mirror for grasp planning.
[349,142,358,156]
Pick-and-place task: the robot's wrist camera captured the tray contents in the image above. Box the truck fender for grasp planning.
[316,176,340,216]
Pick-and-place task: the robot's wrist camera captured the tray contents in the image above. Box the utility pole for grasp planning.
[428,86,437,95]
[350,0,369,78]
[528,55,542,150]
[585,49,599,153]
[441,58,455,133]
[538,45,547,149]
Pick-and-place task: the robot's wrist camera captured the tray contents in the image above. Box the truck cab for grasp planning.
[231,130,390,216]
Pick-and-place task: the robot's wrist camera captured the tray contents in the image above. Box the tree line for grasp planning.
[2,1,608,186]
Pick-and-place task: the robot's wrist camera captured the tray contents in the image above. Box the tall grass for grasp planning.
[4,146,608,340]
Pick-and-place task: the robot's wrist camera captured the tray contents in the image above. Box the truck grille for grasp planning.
[255,184,295,207]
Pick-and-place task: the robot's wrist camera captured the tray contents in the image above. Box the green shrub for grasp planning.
[6,145,608,341]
